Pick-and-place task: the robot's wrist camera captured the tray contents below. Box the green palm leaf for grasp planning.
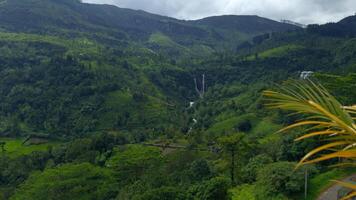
[263,79,356,166]
[263,79,356,198]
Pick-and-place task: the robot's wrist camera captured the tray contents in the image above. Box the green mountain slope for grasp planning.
[307,15,356,37]
[0,0,303,137]
[0,1,356,200]
[193,15,298,33]
[0,0,299,54]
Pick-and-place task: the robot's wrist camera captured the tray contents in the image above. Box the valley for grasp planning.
[0,0,355,199]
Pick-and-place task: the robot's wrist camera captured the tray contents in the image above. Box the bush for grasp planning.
[187,177,230,200]
[256,162,304,196]
[133,187,186,200]
[241,154,273,183]
[189,159,212,182]
[106,145,162,181]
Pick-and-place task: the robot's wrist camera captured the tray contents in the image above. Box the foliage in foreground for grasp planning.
[264,80,356,198]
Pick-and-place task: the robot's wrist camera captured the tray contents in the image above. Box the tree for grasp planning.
[189,159,211,182]
[106,145,162,181]
[241,154,273,183]
[0,141,5,153]
[133,187,186,200]
[263,80,356,198]
[187,177,230,200]
[218,133,248,185]
[10,163,118,200]
[256,162,305,196]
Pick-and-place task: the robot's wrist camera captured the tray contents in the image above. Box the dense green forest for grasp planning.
[0,0,355,199]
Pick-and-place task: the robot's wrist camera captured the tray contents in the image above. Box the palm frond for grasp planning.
[263,79,356,167]
[341,192,356,200]
[333,180,356,190]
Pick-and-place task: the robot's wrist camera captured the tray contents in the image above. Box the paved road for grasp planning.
[317,174,356,200]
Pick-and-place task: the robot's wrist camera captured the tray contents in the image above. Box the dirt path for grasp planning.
[317,174,356,200]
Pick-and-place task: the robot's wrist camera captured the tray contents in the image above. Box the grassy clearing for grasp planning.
[247,44,304,60]
[0,32,102,57]
[106,144,162,169]
[207,117,241,135]
[148,32,191,57]
[230,184,256,200]
[0,138,57,158]
[208,114,277,138]
[97,90,132,129]
[149,32,177,47]
[98,89,170,130]
[252,119,282,137]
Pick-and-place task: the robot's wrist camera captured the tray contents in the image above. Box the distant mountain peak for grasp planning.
[280,19,306,28]
[0,0,301,52]
[192,15,300,33]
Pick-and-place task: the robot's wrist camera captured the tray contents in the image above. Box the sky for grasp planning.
[83,0,356,24]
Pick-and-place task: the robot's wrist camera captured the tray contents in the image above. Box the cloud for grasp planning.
[83,0,356,24]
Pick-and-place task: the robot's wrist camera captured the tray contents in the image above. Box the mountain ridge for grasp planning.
[0,0,300,54]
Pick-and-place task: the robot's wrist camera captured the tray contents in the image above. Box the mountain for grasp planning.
[0,0,300,55]
[0,0,354,138]
[307,15,356,37]
[193,15,298,34]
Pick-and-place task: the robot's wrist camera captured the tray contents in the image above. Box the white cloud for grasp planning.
[83,0,356,24]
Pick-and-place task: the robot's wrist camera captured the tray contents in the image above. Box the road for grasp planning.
[317,174,356,200]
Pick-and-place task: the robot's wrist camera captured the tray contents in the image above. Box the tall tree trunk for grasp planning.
[231,150,235,185]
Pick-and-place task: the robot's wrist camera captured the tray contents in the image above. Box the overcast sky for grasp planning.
[83,0,355,24]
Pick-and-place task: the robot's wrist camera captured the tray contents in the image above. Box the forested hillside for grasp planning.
[0,0,355,199]
[0,0,300,137]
